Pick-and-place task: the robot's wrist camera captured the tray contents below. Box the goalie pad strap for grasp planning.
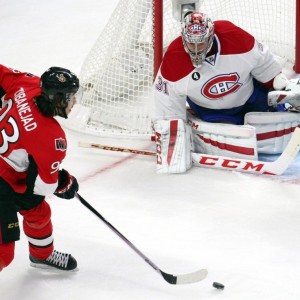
[196,134,255,156]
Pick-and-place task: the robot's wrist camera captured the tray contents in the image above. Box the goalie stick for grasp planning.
[78,127,300,175]
[76,193,208,285]
[192,127,300,175]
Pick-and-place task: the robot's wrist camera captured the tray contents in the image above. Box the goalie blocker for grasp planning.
[268,77,300,109]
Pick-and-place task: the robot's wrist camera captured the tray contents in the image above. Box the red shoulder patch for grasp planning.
[160,22,255,82]
[214,20,255,55]
[160,37,195,82]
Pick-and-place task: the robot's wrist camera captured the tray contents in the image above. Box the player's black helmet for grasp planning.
[41,67,79,102]
[36,67,80,118]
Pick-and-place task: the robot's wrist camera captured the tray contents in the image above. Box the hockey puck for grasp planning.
[213,282,225,290]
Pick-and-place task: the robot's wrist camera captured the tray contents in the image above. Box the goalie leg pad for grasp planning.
[187,111,258,160]
[245,112,300,154]
[154,119,193,174]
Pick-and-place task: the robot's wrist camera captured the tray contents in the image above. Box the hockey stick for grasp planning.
[76,193,208,285]
[79,127,300,175]
[78,142,156,156]
[192,127,300,175]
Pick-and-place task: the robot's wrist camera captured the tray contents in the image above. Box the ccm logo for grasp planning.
[155,131,162,165]
[198,156,267,173]
[8,222,19,229]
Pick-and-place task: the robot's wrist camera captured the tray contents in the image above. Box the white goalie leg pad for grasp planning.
[187,111,258,160]
[245,112,300,154]
[154,119,193,174]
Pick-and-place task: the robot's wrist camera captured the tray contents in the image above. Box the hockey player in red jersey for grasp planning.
[153,12,300,174]
[0,65,80,271]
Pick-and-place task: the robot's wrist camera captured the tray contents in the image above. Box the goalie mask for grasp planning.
[38,67,81,118]
[181,12,214,67]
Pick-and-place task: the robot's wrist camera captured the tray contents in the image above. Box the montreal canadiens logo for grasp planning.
[188,23,205,34]
[201,73,242,100]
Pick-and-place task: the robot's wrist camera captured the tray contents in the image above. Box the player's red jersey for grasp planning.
[0,64,67,194]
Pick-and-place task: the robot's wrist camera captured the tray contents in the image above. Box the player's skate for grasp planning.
[29,250,78,271]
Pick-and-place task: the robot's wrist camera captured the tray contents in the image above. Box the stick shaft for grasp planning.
[79,142,156,156]
[76,193,208,284]
[76,193,162,274]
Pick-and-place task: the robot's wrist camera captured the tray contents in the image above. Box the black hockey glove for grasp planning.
[54,169,79,200]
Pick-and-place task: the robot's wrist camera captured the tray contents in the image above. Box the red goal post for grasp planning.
[295,0,300,72]
[65,0,300,138]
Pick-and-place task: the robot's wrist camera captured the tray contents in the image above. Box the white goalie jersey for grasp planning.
[153,20,281,121]
[152,20,300,174]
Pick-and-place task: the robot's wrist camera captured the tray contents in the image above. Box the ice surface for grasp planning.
[1,1,300,299]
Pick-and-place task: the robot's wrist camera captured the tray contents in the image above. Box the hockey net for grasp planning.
[65,0,299,138]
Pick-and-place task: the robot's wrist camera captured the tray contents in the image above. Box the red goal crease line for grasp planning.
[78,127,300,176]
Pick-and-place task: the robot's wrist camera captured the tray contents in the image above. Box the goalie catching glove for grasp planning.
[268,75,300,109]
[54,169,79,199]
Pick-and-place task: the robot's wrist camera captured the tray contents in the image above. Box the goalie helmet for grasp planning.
[181,12,214,67]
[38,67,80,118]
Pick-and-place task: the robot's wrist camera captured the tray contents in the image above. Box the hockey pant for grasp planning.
[0,200,54,270]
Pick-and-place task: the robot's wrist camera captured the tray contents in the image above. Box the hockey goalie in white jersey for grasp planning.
[153,11,300,174]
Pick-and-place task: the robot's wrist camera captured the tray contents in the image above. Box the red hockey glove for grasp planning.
[54,169,79,200]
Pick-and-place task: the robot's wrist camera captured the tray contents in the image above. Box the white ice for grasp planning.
[1,1,300,300]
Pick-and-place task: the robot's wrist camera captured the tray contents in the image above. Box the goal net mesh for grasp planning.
[66,0,296,137]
